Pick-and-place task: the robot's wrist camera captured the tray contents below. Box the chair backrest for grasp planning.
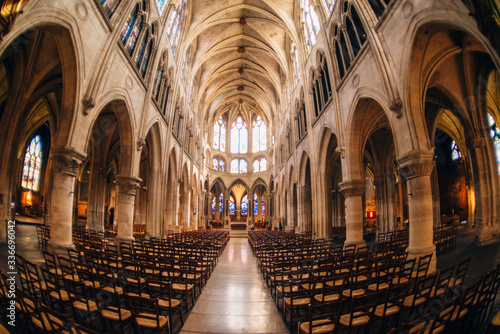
[415,253,433,278]
[344,291,381,329]
[304,300,342,334]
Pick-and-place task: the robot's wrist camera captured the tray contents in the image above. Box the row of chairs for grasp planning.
[434,226,458,253]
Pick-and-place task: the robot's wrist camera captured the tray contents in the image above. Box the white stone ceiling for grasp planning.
[182,0,298,127]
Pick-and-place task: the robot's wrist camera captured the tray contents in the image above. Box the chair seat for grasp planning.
[374,303,399,317]
[325,279,344,287]
[277,285,299,293]
[314,293,340,302]
[391,277,409,285]
[172,283,194,291]
[49,268,63,276]
[339,312,370,327]
[368,283,389,291]
[158,298,181,308]
[33,280,53,291]
[342,289,365,298]
[136,313,168,329]
[32,312,65,331]
[403,295,426,307]
[285,297,311,306]
[103,286,124,294]
[127,292,151,298]
[50,290,71,302]
[302,282,324,290]
[448,277,462,288]
[102,306,132,321]
[73,300,98,312]
[299,319,335,334]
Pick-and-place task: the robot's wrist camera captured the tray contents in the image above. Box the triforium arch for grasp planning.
[165,148,178,234]
[298,150,313,234]
[0,22,81,248]
[250,178,268,228]
[405,20,500,253]
[209,177,227,227]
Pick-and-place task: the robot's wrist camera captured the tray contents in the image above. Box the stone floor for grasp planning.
[1,223,500,333]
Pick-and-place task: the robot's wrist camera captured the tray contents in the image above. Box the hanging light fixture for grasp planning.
[0,0,28,41]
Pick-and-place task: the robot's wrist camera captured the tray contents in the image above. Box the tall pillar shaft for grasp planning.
[339,179,366,247]
[398,150,437,273]
[115,175,141,242]
[47,147,85,255]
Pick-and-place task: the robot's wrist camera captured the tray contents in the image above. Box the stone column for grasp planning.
[398,150,437,273]
[115,175,141,242]
[339,179,366,247]
[47,147,86,255]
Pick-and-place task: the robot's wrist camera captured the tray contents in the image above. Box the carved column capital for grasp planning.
[397,150,435,179]
[51,146,86,176]
[339,179,365,198]
[115,175,142,195]
[467,137,486,149]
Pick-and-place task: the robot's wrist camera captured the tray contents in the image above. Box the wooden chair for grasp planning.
[284,277,319,326]
[94,287,133,333]
[373,282,410,333]
[298,300,342,334]
[63,278,100,329]
[449,257,471,291]
[39,266,71,314]
[43,251,62,276]
[411,253,433,279]
[146,278,184,331]
[338,290,381,334]
[402,273,438,322]
[431,264,455,298]
[127,295,170,334]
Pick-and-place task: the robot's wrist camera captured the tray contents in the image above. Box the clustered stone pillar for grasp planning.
[115,175,141,242]
[47,147,86,255]
[339,179,366,247]
[398,150,437,273]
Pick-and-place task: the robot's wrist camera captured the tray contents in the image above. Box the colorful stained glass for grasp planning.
[323,0,334,14]
[136,31,149,68]
[212,197,216,214]
[219,159,225,171]
[21,135,42,191]
[229,195,235,215]
[451,140,462,161]
[125,15,143,54]
[239,159,248,173]
[155,0,167,15]
[213,157,218,170]
[241,194,248,215]
[168,1,186,55]
[230,116,248,154]
[253,160,260,173]
[102,0,120,18]
[213,116,226,151]
[488,113,500,175]
[120,6,137,45]
[292,42,300,85]
[167,11,178,35]
[230,159,247,174]
[230,159,239,173]
[301,0,319,53]
[254,194,258,215]
[253,116,267,152]
[262,198,266,214]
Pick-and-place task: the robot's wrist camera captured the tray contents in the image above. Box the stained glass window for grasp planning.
[213,157,218,170]
[155,0,167,15]
[211,197,216,214]
[101,0,121,18]
[253,157,267,172]
[230,159,247,174]
[254,194,258,215]
[120,6,138,45]
[136,31,149,68]
[488,113,500,175]
[253,160,260,173]
[213,116,226,152]
[323,0,334,14]
[229,195,235,215]
[125,15,143,55]
[167,1,186,55]
[301,0,320,54]
[21,135,43,192]
[241,194,248,215]
[219,159,225,171]
[230,116,248,154]
[291,42,300,86]
[262,198,266,214]
[253,116,267,152]
[451,140,462,161]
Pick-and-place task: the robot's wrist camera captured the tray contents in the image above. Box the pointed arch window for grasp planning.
[367,0,392,19]
[488,113,500,175]
[301,0,321,54]
[155,0,167,15]
[167,0,186,55]
[254,194,258,215]
[241,194,248,215]
[262,198,266,214]
[212,156,225,171]
[22,135,43,191]
[230,116,248,154]
[253,157,267,173]
[120,5,138,45]
[219,193,224,214]
[451,140,462,161]
[252,116,267,153]
[230,159,248,174]
[291,42,301,86]
[121,7,144,55]
[213,116,226,152]
[101,0,121,18]
[229,195,235,215]
[211,197,216,214]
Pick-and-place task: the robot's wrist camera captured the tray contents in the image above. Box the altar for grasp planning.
[231,223,247,230]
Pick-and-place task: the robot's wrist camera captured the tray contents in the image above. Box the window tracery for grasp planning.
[21,135,43,192]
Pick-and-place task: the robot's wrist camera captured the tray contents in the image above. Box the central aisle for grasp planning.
[180,237,289,334]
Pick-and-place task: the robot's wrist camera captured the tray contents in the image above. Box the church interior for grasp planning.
[1,0,500,333]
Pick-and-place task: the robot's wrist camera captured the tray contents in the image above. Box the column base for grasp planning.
[407,245,437,274]
[115,235,134,243]
[344,239,366,248]
[47,241,75,255]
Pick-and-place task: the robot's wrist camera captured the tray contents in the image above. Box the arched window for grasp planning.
[230,159,248,174]
[229,195,235,215]
[213,116,226,152]
[262,198,266,214]
[487,113,500,175]
[241,194,248,215]
[451,140,462,161]
[120,6,144,55]
[136,29,153,78]
[252,116,267,153]
[291,42,301,86]
[21,135,43,191]
[101,0,121,18]
[323,0,335,14]
[230,116,248,154]
[253,157,267,173]
[219,193,223,214]
[167,0,186,55]
[155,0,167,15]
[254,194,258,215]
[301,0,321,54]
[211,197,216,214]
[212,156,225,171]
[367,0,391,19]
